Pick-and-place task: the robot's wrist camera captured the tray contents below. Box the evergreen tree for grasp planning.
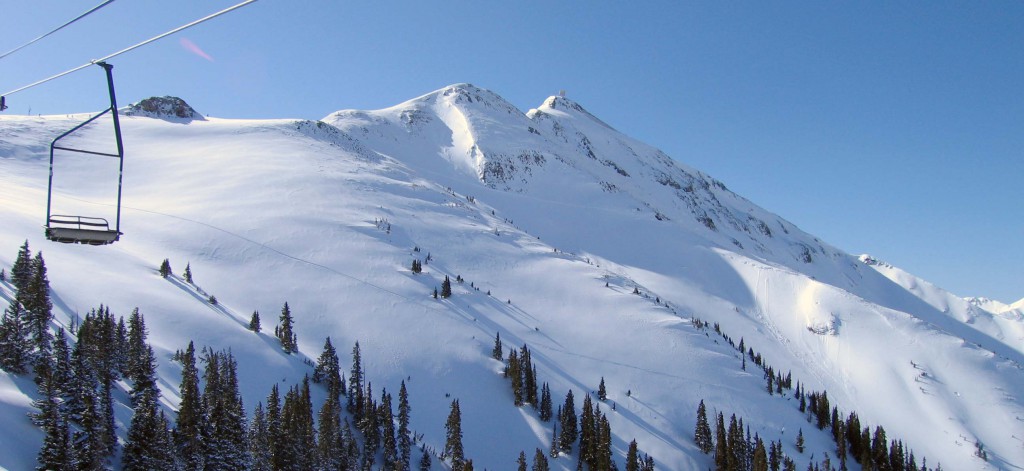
[123,342,173,471]
[202,349,248,471]
[695,399,714,454]
[183,263,193,284]
[314,337,343,401]
[398,381,413,471]
[248,311,261,332]
[796,428,805,454]
[598,377,607,401]
[626,439,640,471]
[753,438,768,471]
[379,391,399,470]
[492,331,503,360]
[35,355,73,471]
[0,300,31,373]
[518,450,529,471]
[521,345,537,406]
[532,448,550,471]
[419,449,432,471]
[715,412,728,471]
[266,385,286,471]
[23,251,53,363]
[11,240,33,292]
[579,394,596,468]
[508,349,523,406]
[559,390,577,453]
[349,341,364,418]
[441,276,452,298]
[276,302,298,354]
[444,399,465,470]
[539,382,553,422]
[317,395,344,471]
[159,259,172,278]
[411,259,422,274]
[248,402,272,471]
[125,308,148,386]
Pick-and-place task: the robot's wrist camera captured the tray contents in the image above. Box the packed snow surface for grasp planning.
[1,85,1021,470]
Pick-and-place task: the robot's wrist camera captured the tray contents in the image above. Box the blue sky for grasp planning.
[3,1,1021,302]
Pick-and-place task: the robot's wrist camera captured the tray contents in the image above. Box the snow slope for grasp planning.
[0,85,1020,470]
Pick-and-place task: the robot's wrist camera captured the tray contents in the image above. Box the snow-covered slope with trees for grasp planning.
[0,84,1020,470]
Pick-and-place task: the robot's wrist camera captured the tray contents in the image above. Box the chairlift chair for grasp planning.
[44,61,124,245]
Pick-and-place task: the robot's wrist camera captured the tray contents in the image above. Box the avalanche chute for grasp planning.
[44,61,124,245]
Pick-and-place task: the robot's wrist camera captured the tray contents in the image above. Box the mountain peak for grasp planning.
[532,94,614,130]
[124,96,202,121]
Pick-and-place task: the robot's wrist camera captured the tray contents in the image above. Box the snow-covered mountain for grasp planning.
[1,84,1020,470]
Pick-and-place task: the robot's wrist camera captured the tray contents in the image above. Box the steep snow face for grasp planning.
[0,87,1022,471]
[861,254,1024,353]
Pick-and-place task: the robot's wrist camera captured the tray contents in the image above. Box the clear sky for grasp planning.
[3,1,1021,303]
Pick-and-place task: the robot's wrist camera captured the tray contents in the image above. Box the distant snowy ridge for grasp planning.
[0,83,1020,470]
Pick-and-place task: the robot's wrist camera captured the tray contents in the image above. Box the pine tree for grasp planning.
[317,395,344,471]
[695,399,714,454]
[753,438,768,471]
[398,381,413,471]
[419,449,432,471]
[125,308,148,385]
[11,240,33,292]
[579,394,596,468]
[314,337,343,401]
[0,300,31,373]
[348,341,364,419]
[441,276,452,298]
[35,353,74,471]
[183,263,193,284]
[444,399,465,470]
[796,428,805,454]
[626,439,641,471]
[23,251,53,363]
[249,310,261,332]
[539,383,553,422]
[123,339,173,471]
[598,377,607,401]
[559,390,577,453]
[508,349,523,406]
[159,259,172,278]
[175,342,204,469]
[532,448,550,471]
[380,390,399,470]
[248,402,272,471]
[517,450,529,471]
[202,349,248,471]
[492,331,503,360]
[276,302,297,354]
[266,385,285,471]
[411,259,422,274]
[715,412,728,471]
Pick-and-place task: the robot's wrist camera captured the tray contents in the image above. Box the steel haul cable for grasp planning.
[0,0,116,61]
[1,0,258,102]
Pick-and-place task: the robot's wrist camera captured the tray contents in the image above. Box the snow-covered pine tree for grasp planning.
[313,337,343,401]
[10,240,32,292]
[598,377,607,401]
[348,341,364,418]
[0,300,31,373]
[381,389,399,470]
[183,263,193,284]
[276,302,297,354]
[175,341,204,469]
[248,402,272,471]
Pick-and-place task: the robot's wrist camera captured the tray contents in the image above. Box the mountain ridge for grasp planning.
[0,84,1020,470]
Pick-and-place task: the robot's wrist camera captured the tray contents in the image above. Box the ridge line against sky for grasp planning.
[2,1,1021,303]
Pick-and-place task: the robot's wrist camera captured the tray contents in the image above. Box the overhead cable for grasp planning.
[0,0,116,61]
[1,0,258,99]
